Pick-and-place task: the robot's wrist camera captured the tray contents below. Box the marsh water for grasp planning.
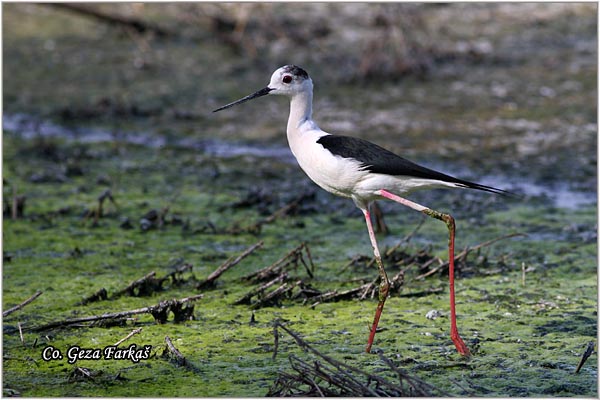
[3,3,597,396]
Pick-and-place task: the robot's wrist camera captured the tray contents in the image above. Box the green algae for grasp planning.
[3,133,597,396]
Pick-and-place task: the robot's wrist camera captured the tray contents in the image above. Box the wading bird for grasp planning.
[214,65,509,356]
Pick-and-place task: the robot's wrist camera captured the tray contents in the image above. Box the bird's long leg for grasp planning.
[362,205,390,353]
[378,189,471,357]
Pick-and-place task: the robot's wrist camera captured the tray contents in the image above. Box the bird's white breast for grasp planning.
[287,129,368,200]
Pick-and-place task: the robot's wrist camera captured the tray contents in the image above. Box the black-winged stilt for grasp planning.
[214,65,509,356]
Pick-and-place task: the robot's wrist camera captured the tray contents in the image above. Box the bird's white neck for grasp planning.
[287,89,315,137]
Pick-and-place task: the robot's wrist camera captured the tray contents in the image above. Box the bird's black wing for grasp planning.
[317,134,508,195]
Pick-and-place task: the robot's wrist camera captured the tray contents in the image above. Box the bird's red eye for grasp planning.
[282,75,292,84]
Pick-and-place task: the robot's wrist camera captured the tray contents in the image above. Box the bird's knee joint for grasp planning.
[442,213,455,230]
[379,278,390,301]
[423,209,454,230]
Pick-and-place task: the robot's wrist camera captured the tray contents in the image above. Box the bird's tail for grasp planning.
[456,180,516,197]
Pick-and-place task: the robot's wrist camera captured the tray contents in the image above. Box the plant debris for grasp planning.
[235,243,316,308]
[68,367,97,383]
[3,290,43,317]
[114,328,143,347]
[113,271,161,298]
[268,321,447,396]
[29,295,204,331]
[48,3,176,37]
[227,192,315,235]
[78,288,108,306]
[163,335,201,373]
[413,232,526,280]
[4,193,26,220]
[79,263,195,303]
[235,232,523,312]
[196,240,263,290]
[308,271,404,308]
[83,189,118,227]
[575,341,595,374]
[242,242,314,284]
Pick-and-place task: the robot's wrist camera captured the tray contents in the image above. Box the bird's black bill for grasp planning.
[213,87,273,112]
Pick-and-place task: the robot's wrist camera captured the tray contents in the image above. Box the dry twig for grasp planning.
[575,341,595,374]
[78,288,108,306]
[196,241,263,289]
[29,295,203,332]
[414,232,525,280]
[234,273,288,305]
[163,336,200,372]
[228,192,313,234]
[112,271,159,298]
[268,321,446,396]
[242,243,313,283]
[114,328,143,347]
[18,322,24,345]
[3,291,43,317]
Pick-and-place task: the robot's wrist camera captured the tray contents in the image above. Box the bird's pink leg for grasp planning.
[378,189,471,357]
[362,207,390,353]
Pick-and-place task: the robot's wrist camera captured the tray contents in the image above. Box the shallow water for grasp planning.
[4,112,595,210]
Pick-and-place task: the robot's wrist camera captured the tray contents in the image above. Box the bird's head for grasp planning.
[213,65,312,112]
[267,65,312,96]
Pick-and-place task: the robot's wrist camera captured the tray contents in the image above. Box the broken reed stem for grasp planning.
[272,321,439,396]
[257,200,298,225]
[47,4,175,37]
[33,307,151,331]
[242,243,311,282]
[253,192,308,226]
[288,354,375,396]
[164,336,186,365]
[340,254,369,272]
[112,271,157,298]
[164,335,200,373]
[414,232,526,280]
[18,322,24,345]
[384,217,426,258]
[301,242,315,275]
[159,262,193,286]
[197,240,263,289]
[234,273,288,305]
[460,232,526,257]
[376,350,446,395]
[250,281,297,310]
[79,287,108,306]
[231,192,312,234]
[362,218,427,269]
[29,294,204,332]
[114,328,143,347]
[3,290,43,317]
[575,341,595,374]
[11,185,17,220]
[272,323,279,361]
[274,323,378,396]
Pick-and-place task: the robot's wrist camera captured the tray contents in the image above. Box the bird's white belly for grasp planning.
[298,147,364,198]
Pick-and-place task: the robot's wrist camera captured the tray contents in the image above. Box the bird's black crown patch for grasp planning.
[283,65,309,80]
